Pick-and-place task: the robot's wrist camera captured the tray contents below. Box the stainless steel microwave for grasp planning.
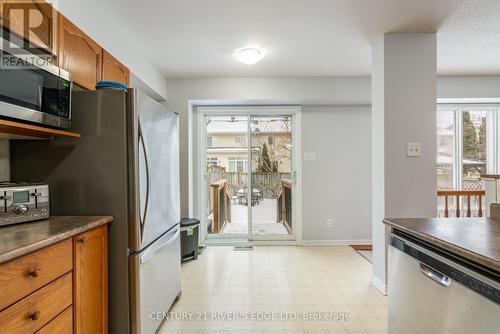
[0,36,72,129]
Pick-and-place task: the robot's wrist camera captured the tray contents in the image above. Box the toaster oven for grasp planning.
[0,183,49,226]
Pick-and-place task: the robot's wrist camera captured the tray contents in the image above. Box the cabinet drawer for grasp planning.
[0,238,73,310]
[36,306,73,334]
[0,272,73,334]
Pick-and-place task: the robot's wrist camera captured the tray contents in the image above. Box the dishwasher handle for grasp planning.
[419,263,451,287]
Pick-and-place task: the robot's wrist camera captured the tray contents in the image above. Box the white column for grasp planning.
[371,33,437,294]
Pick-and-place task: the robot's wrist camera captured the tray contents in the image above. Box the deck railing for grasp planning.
[277,179,292,233]
[210,179,231,233]
[437,190,485,218]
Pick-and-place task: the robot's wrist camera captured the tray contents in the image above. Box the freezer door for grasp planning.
[129,225,182,334]
[128,89,181,251]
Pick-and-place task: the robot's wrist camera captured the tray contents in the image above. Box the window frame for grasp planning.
[437,105,500,190]
[206,136,216,147]
[228,156,248,172]
[207,157,218,167]
[234,136,247,146]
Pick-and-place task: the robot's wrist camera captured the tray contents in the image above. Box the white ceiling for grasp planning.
[97,0,500,77]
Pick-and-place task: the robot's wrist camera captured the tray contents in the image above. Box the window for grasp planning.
[437,110,455,190]
[462,110,487,190]
[207,157,218,167]
[235,136,247,146]
[268,136,274,145]
[437,106,499,190]
[228,157,248,172]
[206,136,216,147]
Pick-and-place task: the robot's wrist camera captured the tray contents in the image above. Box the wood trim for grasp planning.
[481,174,500,180]
[0,119,80,139]
[350,245,373,251]
[437,190,485,196]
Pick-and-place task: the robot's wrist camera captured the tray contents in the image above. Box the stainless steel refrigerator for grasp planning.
[11,89,181,334]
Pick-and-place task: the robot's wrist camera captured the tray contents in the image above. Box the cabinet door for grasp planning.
[102,50,130,86]
[58,15,102,90]
[0,0,57,54]
[74,226,108,334]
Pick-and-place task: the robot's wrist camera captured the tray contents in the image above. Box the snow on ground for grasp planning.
[221,199,289,235]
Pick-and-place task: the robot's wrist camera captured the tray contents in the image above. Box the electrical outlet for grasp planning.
[326,218,333,228]
[407,142,421,157]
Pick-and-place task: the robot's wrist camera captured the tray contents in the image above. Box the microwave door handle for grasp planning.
[138,118,151,243]
[36,86,43,108]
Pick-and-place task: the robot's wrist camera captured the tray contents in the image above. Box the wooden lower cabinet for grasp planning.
[0,225,108,334]
[74,225,108,334]
[37,306,73,334]
[0,272,72,334]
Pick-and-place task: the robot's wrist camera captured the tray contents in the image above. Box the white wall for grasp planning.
[55,0,168,100]
[438,75,500,99]
[372,33,438,294]
[302,106,371,242]
[165,77,372,242]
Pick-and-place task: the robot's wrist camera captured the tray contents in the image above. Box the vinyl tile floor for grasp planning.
[158,246,388,334]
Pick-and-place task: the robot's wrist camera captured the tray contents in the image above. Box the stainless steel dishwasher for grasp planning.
[388,232,500,334]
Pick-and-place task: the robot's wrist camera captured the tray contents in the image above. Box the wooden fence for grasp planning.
[277,179,292,233]
[210,179,231,233]
[223,172,292,198]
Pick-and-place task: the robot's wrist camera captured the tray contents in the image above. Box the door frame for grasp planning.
[194,105,302,244]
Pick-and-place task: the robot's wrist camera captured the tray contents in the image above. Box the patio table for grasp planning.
[237,188,261,206]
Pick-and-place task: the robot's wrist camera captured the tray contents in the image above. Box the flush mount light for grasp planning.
[235,48,264,65]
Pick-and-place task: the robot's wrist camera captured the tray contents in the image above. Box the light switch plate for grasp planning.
[407,142,421,157]
[304,152,316,161]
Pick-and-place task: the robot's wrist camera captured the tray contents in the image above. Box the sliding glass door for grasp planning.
[249,115,294,240]
[199,107,300,242]
[204,115,248,236]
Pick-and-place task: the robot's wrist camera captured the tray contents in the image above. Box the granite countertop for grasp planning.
[383,216,500,272]
[0,216,113,264]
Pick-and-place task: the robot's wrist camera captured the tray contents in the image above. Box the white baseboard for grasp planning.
[370,274,387,295]
[301,239,372,246]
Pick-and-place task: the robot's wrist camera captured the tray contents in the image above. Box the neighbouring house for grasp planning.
[206,116,292,173]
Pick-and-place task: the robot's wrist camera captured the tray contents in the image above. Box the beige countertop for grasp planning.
[0,216,113,264]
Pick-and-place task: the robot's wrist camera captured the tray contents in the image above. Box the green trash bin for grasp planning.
[180,218,200,261]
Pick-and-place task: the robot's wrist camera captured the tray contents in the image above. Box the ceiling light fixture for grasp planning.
[235,48,264,65]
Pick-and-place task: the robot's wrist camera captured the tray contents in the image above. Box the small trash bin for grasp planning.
[180,218,200,261]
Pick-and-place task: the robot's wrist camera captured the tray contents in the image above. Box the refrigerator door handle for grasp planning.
[139,227,180,264]
[138,118,151,242]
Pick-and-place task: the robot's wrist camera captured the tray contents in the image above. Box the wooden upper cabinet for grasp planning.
[102,50,130,86]
[74,225,108,334]
[0,0,57,54]
[58,14,102,90]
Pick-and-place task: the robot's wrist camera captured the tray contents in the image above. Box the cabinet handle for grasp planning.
[77,236,86,244]
[28,268,41,278]
[30,311,41,321]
